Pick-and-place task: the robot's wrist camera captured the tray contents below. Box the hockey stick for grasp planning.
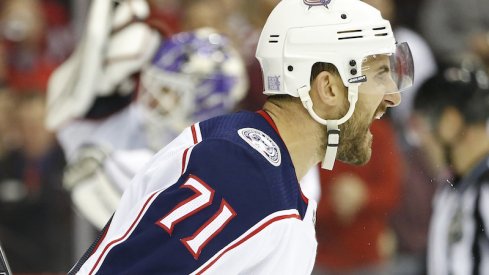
[0,243,12,275]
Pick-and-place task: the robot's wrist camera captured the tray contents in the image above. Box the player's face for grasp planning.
[337,56,400,165]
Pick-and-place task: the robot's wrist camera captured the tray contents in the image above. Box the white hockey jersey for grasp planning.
[57,105,175,161]
[69,111,318,274]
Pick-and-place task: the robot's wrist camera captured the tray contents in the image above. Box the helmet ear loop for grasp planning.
[297,84,359,170]
[322,85,359,169]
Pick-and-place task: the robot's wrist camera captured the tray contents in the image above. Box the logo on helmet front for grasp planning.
[304,0,332,9]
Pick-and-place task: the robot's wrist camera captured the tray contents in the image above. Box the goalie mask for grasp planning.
[137,28,248,150]
[256,0,414,169]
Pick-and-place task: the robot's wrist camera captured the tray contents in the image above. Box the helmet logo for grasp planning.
[348,75,367,84]
[304,0,331,9]
[267,76,281,91]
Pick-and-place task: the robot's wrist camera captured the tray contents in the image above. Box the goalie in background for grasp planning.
[46,0,248,231]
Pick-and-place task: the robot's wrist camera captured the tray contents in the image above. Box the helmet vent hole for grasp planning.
[373,27,389,37]
[337,29,363,40]
[269,34,280,43]
[337,29,362,34]
[338,36,363,40]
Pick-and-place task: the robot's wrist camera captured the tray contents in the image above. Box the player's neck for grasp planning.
[263,100,326,180]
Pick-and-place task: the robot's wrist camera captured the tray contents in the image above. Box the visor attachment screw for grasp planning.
[350,69,357,75]
[349,60,356,66]
[288,65,294,72]
[341,14,347,19]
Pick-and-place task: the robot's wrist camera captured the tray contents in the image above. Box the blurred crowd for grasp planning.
[0,0,488,273]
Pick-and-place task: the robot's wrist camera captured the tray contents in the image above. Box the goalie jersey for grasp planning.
[71,111,318,274]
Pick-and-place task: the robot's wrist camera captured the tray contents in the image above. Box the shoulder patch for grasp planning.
[237,128,281,167]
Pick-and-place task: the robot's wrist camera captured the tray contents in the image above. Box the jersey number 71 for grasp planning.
[156,175,236,260]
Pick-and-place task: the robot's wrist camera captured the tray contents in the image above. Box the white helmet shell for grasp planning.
[256,0,396,96]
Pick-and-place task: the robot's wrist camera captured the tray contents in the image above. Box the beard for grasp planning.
[334,101,382,165]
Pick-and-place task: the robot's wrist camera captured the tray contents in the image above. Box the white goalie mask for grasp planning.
[137,28,248,150]
[256,0,414,169]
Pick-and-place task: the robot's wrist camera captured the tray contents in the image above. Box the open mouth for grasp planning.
[374,104,387,120]
[374,112,385,120]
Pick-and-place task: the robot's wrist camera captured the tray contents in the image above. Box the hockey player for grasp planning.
[412,68,489,275]
[69,0,414,273]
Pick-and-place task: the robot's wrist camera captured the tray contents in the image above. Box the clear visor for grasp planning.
[357,42,414,94]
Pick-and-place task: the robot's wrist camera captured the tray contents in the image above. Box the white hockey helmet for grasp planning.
[256,0,414,169]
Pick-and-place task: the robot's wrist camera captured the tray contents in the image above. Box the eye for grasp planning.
[378,65,390,75]
[375,65,390,80]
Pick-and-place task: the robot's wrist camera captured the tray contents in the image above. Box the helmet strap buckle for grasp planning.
[322,122,340,170]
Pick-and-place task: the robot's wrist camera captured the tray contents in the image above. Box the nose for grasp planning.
[383,92,401,107]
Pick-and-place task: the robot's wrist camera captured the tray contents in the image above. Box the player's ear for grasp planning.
[314,71,346,108]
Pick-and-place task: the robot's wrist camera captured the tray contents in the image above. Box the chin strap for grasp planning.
[297,85,359,170]
[322,121,340,169]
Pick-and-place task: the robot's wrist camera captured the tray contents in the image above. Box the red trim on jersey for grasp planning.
[257,110,281,137]
[155,175,215,235]
[89,221,111,257]
[181,147,190,175]
[89,191,160,275]
[300,190,309,204]
[181,199,237,260]
[191,124,198,144]
[195,213,301,274]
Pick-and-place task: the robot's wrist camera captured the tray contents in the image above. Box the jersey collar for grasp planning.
[257,110,281,138]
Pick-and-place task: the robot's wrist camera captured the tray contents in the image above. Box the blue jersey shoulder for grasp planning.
[199,111,286,169]
[193,112,307,217]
